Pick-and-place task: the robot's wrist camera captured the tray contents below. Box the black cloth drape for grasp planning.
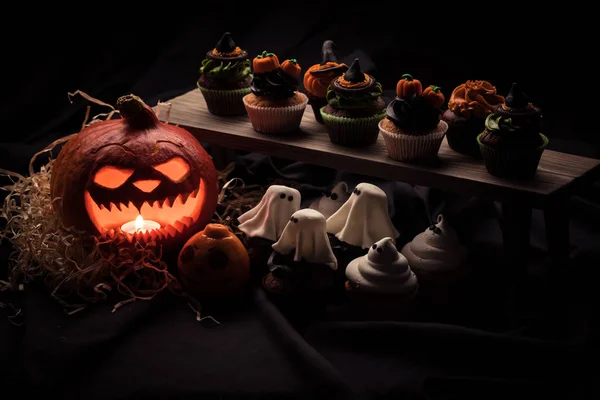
[1,7,598,399]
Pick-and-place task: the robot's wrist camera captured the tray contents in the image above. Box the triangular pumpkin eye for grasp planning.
[152,157,190,182]
[93,166,134,189]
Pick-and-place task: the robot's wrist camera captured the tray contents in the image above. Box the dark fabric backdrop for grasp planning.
[1,6,598,399]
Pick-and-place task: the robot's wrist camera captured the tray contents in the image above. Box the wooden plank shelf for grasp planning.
[156,89,600,206]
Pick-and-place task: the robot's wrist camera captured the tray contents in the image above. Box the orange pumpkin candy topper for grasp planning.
[281,59,301,79]
[177,224,250,297]
[396,73,423,99]
[252,51,280,74]
[422,85,445,108]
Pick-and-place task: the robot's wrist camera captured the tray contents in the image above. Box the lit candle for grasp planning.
[121,215,161,234]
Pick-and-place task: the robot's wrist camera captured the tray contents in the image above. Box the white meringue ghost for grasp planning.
[401,214,467,275]
[309,181,350,219]
[345,237,418,295]
[272,209,337,270]
[326,182,399,249]
[238,185,301,242]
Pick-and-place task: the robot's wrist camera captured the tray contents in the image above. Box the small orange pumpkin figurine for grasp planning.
[396,73,423,99]
[422,85,445,108]
[178,224,250,297]
[281,59,301,79]
[252,51,280,74]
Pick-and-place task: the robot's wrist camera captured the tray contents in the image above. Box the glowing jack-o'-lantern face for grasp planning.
[51,94,218,248]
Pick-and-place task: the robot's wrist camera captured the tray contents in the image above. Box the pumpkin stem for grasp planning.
[321,40,338,65]
[431,85,441,92]
[402,73,413,81]
[117,94,159,130]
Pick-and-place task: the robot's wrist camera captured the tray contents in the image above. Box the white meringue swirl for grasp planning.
[401,214,467,274]
[345,237,418,295]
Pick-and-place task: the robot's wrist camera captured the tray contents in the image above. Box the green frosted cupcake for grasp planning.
[477,83,547,180]
[197,32,253,116]
[320,58,386,146]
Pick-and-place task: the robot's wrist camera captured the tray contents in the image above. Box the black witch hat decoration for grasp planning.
[505,82,529,108]
[215,32,237,53]
[343,58,364,83]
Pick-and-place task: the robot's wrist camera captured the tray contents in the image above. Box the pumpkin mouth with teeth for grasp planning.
[50,94,218,248]
[84,179,207,242]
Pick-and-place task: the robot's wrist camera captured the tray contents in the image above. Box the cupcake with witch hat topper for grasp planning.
[379,74,448,162]
[303,40,348,123]
[320,58,386,146]
[243,51,308,134]
[477,83,547,180]
[197,32,253,116]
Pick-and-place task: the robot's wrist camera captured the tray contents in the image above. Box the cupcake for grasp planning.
[379,74,448,162]
[345,237,418,308]
[237,185,301,276]
[442,80,505,157]
[401,215,467,303]
[303,40,348,123]
[197,32,253,116]
[477,83,548,180]
[320,58,386,146]
[263,209,337,297]
[242,51,308,134]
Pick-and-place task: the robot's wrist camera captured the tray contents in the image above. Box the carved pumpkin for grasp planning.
[252,51,280,74]
[178,224,250,296]
[281,59,301,79]
[50,94,218,248]
[423,85,445,108]
[396,73,423,99]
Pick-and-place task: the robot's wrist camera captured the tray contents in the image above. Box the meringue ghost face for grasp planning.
[369,237,399,265]
[272,208,337,269]
[309,181,350,219]
[237,185,301,242]
[326,182,399,249]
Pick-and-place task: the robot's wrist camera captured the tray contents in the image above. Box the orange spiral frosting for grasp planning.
[338,73,371,89]
[212,46,243,57]
[304,62,346,98]
[448,80,505,119]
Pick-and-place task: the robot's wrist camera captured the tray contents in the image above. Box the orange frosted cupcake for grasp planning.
[243,51,308,134]
[442,80,505,157]
[303,40,348,123]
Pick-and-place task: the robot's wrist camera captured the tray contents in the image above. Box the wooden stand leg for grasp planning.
[500,201,533,272]
[499,201,533,320]
[543,194,571,271]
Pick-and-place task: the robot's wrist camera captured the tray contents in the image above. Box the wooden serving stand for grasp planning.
[157,89,600,273]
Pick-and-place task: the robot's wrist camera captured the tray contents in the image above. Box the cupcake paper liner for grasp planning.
[477,133,549,180]
[445,123,484,158]
[379,120,448,162]
[320,108,386,146]
[308,97,327,124]
[243,93,308,134]
[198,85,251,116]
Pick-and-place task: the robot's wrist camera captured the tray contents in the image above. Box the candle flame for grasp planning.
[135,215,144,230]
